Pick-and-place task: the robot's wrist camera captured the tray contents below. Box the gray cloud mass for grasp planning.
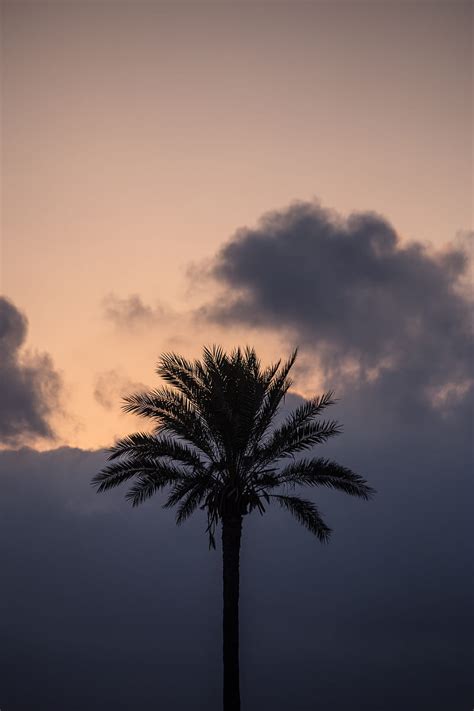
[0,296,62,446]
[203,201,473,419]
[0,396,471,711]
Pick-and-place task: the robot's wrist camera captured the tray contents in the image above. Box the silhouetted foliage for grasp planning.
[92,346,374,711]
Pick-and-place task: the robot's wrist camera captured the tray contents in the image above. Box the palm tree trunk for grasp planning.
[222,514,242,711]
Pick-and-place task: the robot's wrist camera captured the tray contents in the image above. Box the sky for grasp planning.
[1,0,472,449]
[0,1,473,710]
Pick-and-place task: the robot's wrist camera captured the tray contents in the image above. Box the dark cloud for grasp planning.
[103,293,170,331]
[0,404,471,711]
[202,202,473,418]
[94,369,148,409]
[0,296,62,446]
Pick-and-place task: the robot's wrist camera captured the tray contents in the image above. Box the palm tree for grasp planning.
[92,346,374,711]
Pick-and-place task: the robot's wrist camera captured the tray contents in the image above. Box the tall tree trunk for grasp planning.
[222,514,242,711]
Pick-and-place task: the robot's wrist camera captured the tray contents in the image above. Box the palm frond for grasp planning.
[286,391,337,426]
[157,351,212,413]
[164,473,214,509]
[123,462,190,507]
[175,482,210,525]
[122,388,217,460]
[125,473,164,507]
[277,458,375,499]
[107,432,205,470]
[92,459,157,492]
[186,345,269,467]
[93,459,187,495]
[258,418,342,464]
[272,494,331,542]
[247,349,298,451]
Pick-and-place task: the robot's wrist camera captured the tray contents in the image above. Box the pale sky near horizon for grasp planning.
[1,0,472,449]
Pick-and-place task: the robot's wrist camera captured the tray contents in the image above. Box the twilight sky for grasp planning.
[1,0,472,448]
[0,2,472,710]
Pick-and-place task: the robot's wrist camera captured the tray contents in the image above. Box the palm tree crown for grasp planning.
[92,346,374,545]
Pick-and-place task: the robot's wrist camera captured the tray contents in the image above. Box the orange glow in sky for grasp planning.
[1,1,471,449]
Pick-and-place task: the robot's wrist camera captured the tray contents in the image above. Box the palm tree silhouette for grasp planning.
[92,346,374,711]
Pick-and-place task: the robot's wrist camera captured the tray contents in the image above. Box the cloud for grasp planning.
[0,407,471,711]
[201,201,473,418]
[103,293,171,331]
[0,296,62,447]
[93,369,148,410]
